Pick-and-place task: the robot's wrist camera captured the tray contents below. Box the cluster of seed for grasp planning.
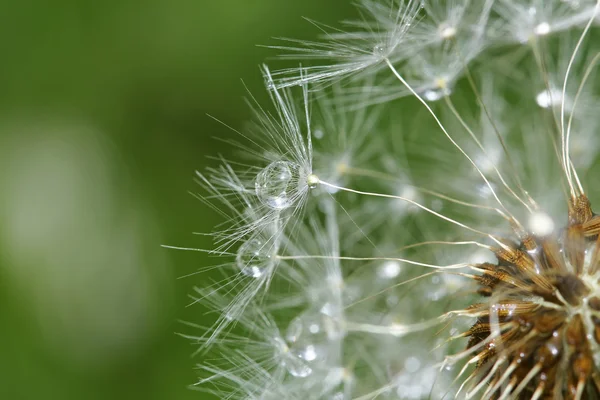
[463,195,600,398]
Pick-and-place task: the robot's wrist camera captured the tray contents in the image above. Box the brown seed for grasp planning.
[534,310,565,335]
[534,332,562,365]
[588,296,600,311]
[571,351,592,381]
[568,194,593,225]
[566,315,586,346]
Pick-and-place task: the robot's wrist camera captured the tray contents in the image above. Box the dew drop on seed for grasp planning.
[373,43,387,56]
[236,237,275,278]
[422,86,451,102]
[534,22,551,36]
[307,174,319,190]
[536,88,562,108]
[528,211,554,237]
[274,337,313,378]
[285,311,343,369]
[283,355,313,377]
[438,23,457,39]
[378,261,401,279]
[255,161,301,209]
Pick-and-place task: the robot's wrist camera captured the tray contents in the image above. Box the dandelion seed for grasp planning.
[267,0,423,88]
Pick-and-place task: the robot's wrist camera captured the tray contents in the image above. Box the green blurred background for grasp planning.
[0,1,354,399]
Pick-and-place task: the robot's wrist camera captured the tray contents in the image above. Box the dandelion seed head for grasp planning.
[188,0,600,398]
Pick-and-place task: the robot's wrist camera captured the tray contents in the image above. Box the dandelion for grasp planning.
[183,0,600,398]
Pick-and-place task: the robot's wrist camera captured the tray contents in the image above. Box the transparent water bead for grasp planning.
[534,22,551,36]
[536,88,563,109]
[378,261,401,279]
[438,23,457,39]
[255,161,302,210]
[274,337,312,378]
[528,211,555,237]
[307,174,319,189]
[373,43,388,57]
[236,237,277,278]
[285,311,344,368]
[422,85,451,102]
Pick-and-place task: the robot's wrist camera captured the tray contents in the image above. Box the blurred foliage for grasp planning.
[0,1,353,399]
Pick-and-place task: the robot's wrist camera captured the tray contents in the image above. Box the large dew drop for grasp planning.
[236,237,276,278]
[255,161,301,210]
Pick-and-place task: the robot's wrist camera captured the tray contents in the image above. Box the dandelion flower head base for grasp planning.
[459,194,600,399]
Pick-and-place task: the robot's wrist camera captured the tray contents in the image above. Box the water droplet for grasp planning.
[378,261,401,279]
[274,340,312,378]
[536,88,562,108]
[273,337,312,377]
[438,23,457,39]
[422,86,451,102]
[313,128,324,139]
[285,311,344,368]
[255,161,301,209]
[285,356,313,377]
[236,237,276,278]
[307,174,319,190]
[373,43,387,56]
[528,211,554,237]
[534,22,551,36]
